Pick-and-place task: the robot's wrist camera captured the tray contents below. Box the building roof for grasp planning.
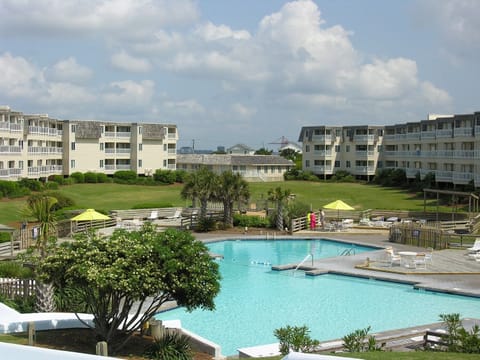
[177,154,294,166]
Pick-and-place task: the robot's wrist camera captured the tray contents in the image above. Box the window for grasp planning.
[346,161,351,168]
[100,143,104,151]
[305,145,310,152]
[334,160,340,168]
[305,160,310,167]
[163,144,167,151]
[138,126,142,134]
[19,161,23,169]
[71,124,76,133]
[163,160,167,167]
[314,145,321,151]
[70,160,75,168]
[99,160,104,168]
[71,142,75,150]
[377,161,383,168]
[346,145,350,152]
[138,159,142,167]
[139,143,143,151]
[335,145,341,152]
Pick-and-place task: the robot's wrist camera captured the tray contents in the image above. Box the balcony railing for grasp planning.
[436,129,453,138]
[354,166,376,174]
[27,165,63,175]
[406,133,420,140]
[312,166,333,173]
[0,145,22,154]
[10,123,23,132]
[354,135,375,142]
[454,127,473,137]
[420,131,436,139]
[452,172,474,184]
[311,135,332,143]
[313,150,332,156]
[436,171,454,182]
[0,168,22,178]
[116,148,131,154]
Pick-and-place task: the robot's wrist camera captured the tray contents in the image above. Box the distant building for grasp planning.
[298,111,480,187]
[176,154,294,182]
[279,141,302,154]
[227,143,255,155]
[0,106,178,180]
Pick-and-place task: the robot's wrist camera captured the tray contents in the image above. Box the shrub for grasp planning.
[44,181,59,190]
[0,261,34,278]
[233,214,270,228]
[63,177,76,185]
[154,169,176,184]
[84,172,98,183]
[70,172,85,183]
[113,170,137,181]
[49,175,65,185]
[0,232,11,243]
[144,332,193,360]
[44,191,75,210]
[342,326,381,352]
[330,170,355,183]
[175,169,188,183]
[0,293,35,313]
[18,178,43,191]
[195,217,217,232]
[0,180,21,197]
[274,325,320,355]
[96,173,109,183]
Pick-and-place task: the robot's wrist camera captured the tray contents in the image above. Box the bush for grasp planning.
[274,325,320,355]
[342,326,381,352]
[18,178,43,191]
[70,172,85,183]
[44,181,59,190]
[144,332,193,360]
[0,261,34,278]
[195,217,217,232]
[233,214,270,228]
[175,170,188,183]
[96,173,109,183]
[330,170,355,182]
[49,175,65,185]
[284,168,318,181]
[44,191,75,210]
[0,232,11,243]
[154,169,177,184]
[84,172,98,183]
[113,170,137,181]
[0,293,35,313]
[0,180,24,198]
[63,177,76,185]
[438,313,480,353]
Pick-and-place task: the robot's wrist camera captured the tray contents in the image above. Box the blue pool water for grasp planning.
[157,239,480,356]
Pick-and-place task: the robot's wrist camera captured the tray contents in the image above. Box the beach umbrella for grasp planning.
[71,209,110,233]
[323,200,354,221]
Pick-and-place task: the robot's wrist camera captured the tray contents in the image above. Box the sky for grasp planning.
[1,0,479,151]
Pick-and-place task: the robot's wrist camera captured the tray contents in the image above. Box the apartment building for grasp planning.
[298,125,384,180]
[0,106,178,180]
[298,111,480,188]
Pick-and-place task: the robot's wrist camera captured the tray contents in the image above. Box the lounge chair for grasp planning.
[466,239,480,254]
[424,247,433,264]
[147,210,158,220]
[467,253,480,262]
[166,209,182,220]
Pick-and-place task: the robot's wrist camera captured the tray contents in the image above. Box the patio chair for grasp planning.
[466,239,480,254]
[424,247,433,264]
[385,247,401,267]
[414,254,427,269]
[166,209,182,220]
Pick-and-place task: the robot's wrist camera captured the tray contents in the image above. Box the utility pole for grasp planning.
[192,139,195,153]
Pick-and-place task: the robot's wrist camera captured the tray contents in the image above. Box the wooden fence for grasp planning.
[0,278,35,300]
[388,223,448,250]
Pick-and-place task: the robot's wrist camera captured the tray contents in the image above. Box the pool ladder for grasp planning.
[339,248,356,256]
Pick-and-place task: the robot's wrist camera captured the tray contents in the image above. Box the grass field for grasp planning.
[0,181,454,226]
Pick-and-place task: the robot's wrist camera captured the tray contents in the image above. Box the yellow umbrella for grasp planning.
[71,209,111,233]
[323,200,354,221]
[71,209,111,221]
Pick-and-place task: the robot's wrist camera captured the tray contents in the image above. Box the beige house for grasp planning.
[0,106,178,180]
[299,111,480,188]
[176,154,294,181]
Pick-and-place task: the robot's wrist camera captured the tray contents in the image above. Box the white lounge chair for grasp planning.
[385,247,401,267]
[423,247,433,264]
[147,210,158,220]
[466,239,480,254]
[414,254,427,269]
[166,209,182,220]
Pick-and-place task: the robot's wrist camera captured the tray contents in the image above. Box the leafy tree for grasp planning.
[254,147,273,155]
[153,169,176,184]
[181,167,218,219]
[279,148,300,161]
[39,225,221,354]
[21,194,58,312]
[216,171,250,227]
[268,187,292,231]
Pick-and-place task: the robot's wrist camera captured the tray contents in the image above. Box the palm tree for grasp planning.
[181,167,218,219]
[217,171,250,228]
[268,187,292,231]
[22,194,58,312]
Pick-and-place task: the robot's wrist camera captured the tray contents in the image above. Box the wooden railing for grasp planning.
[389,223,448,249]
[0,240,21,257]
[0,278,35,300]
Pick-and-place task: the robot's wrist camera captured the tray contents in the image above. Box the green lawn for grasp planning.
[0,181,453,226]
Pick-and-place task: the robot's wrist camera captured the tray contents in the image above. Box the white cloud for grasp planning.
[163,99,205,116]
[48,57,92,83]
[103,80,155,108]
[40,82,95,105]
[195,22,251,41]
[0,0,199,38]
[231,103,256,118]
[111,50,152,72]
[0,52,42,98]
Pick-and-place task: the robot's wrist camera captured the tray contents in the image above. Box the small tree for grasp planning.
[39,225,221,354]
[216,171,250,228]
[268,187,292,231]
[181,167,218,219]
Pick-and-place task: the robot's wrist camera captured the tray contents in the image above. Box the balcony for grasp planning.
[0,168,22,178]
[354,166,376,174]
[453,172,474,185]
[313,150,332,157]
[406,132,420,140]
[28,165,63,176]
[0,122,10,131]
[453,150,475,159]
[116,132,131,138]
[28,126,50,135]
[0,145,22,154]
[454,127,473,137]
[354,135,375,142]
[168,148,176,154]
[28,146,49,154]
[116,148,131,154]
[312,135,332,143]
[312,166,333,174]
[406,168,420,178]
[384,134,395,140]
[436,171,454,182]
[436,129,453,138]
[10,123,23,132]
[420,131,436,139]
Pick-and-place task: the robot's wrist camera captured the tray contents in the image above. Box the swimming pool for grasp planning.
[157,239,480,356]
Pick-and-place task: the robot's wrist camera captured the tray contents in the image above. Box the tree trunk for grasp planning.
[35,281,56,312]
[276,202,284,231]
